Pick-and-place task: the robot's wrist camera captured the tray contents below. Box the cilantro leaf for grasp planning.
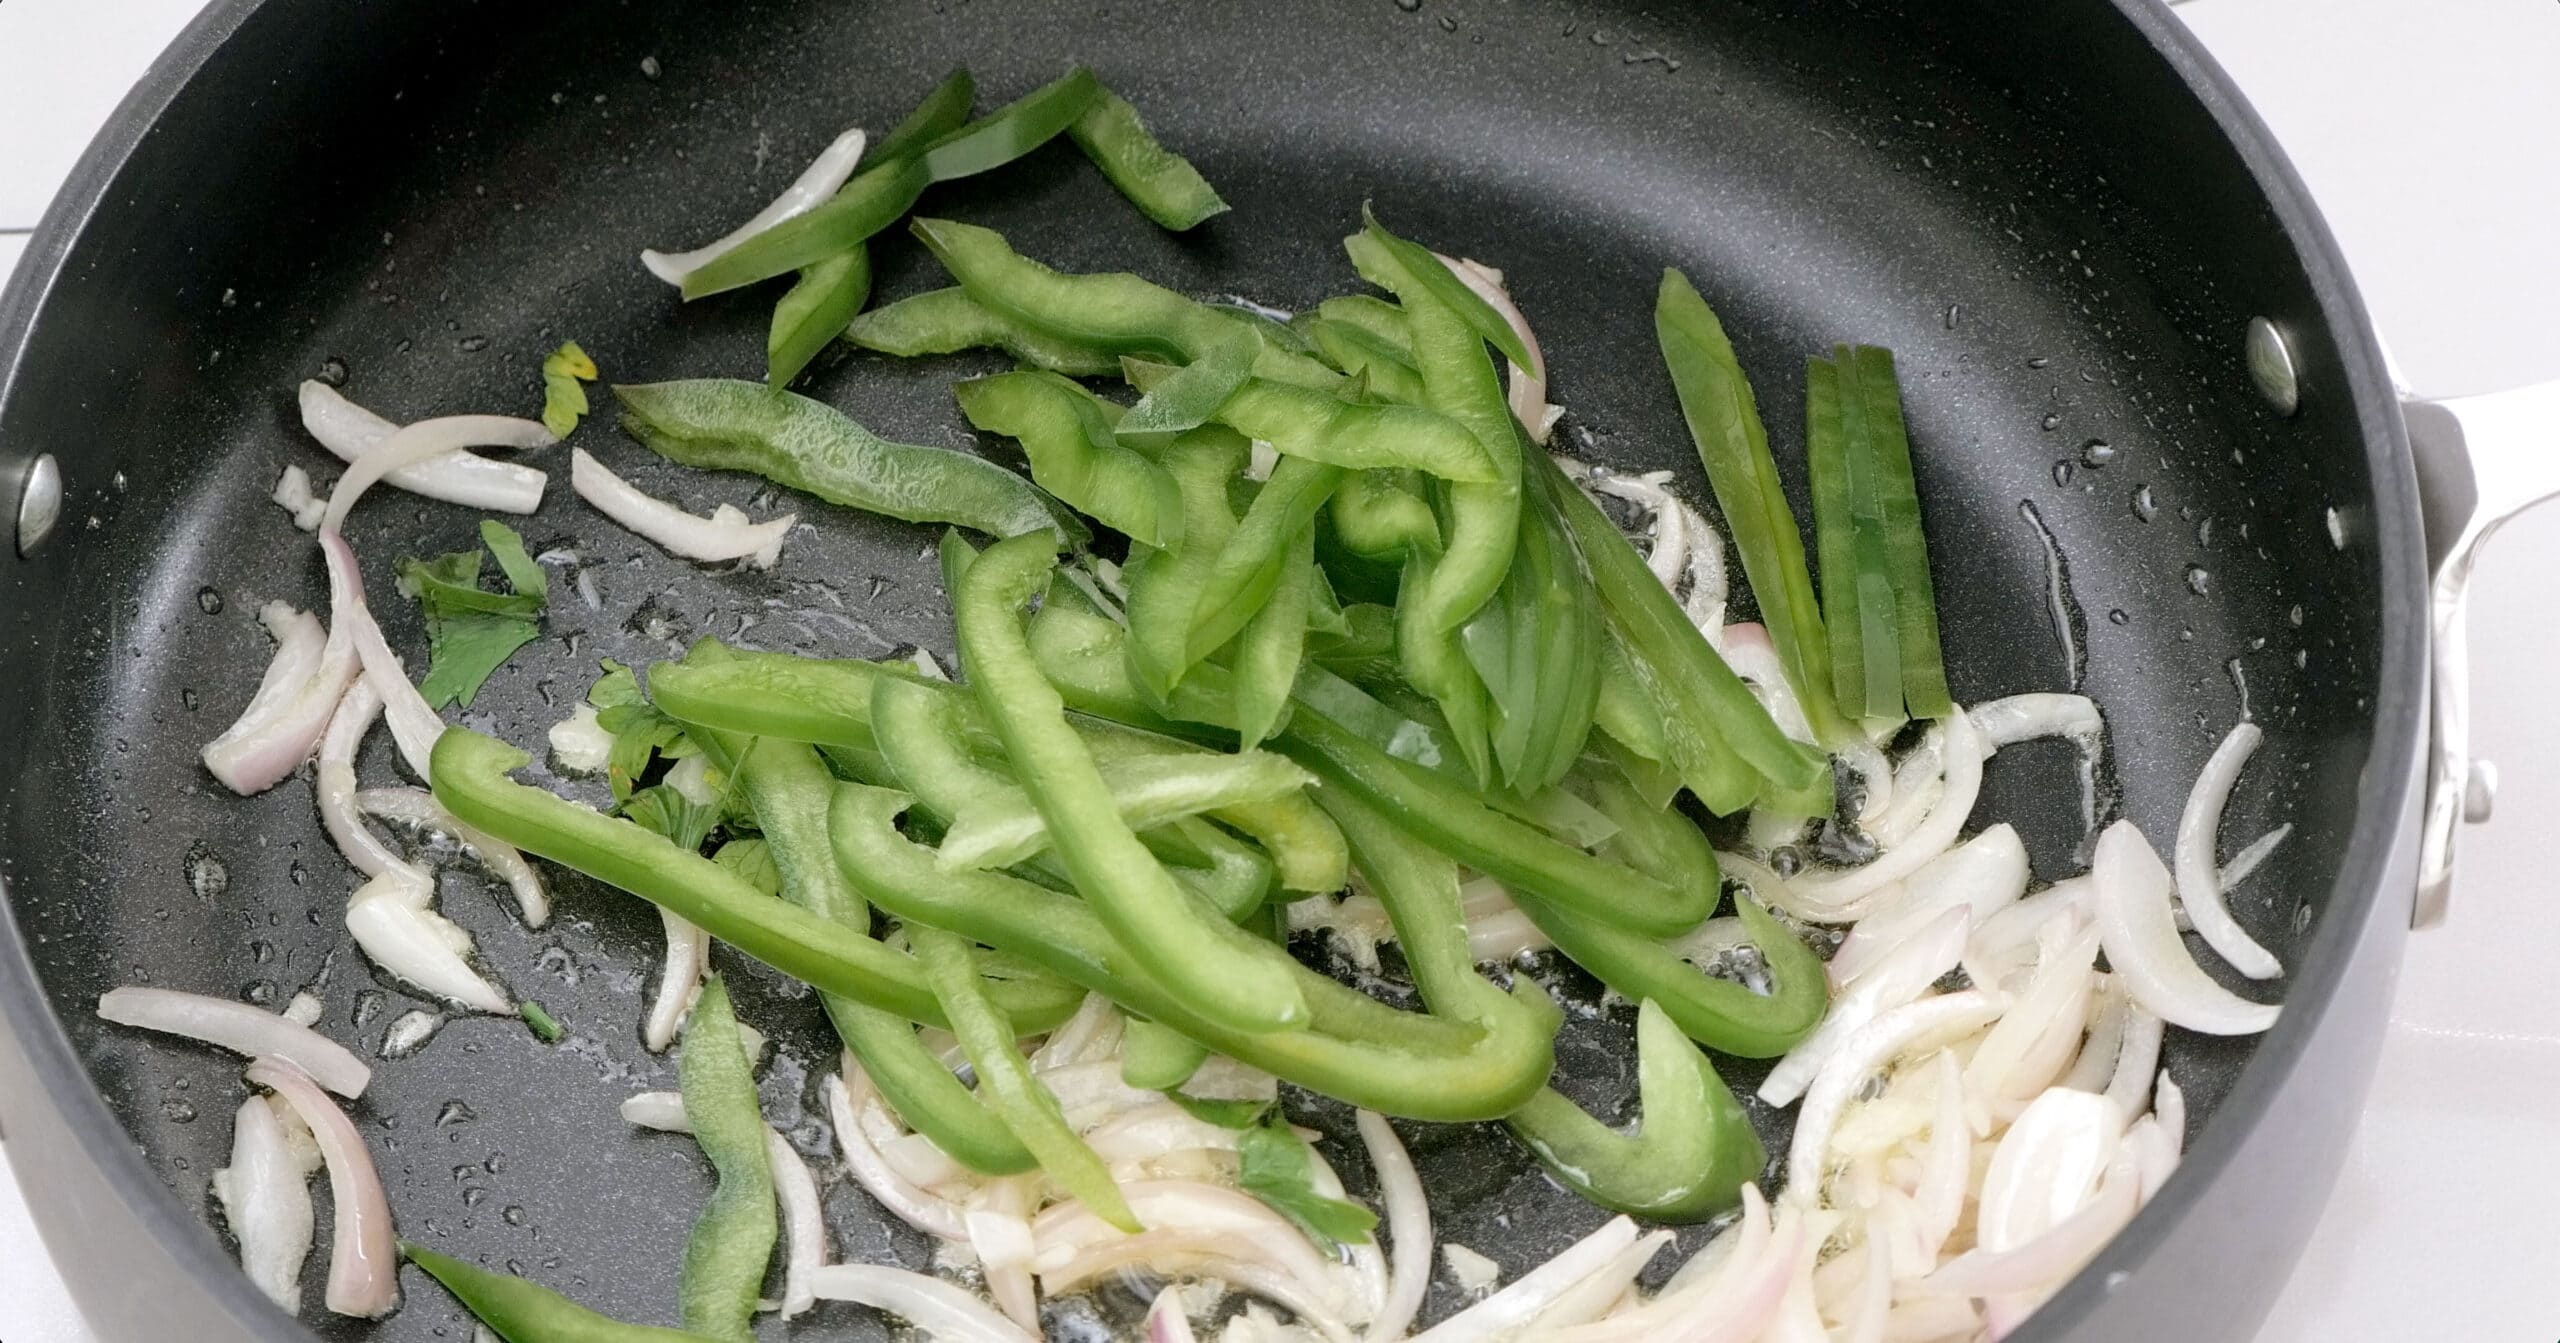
[621,782,721,851]
[1237,1119,1378,1254]
[541,340,599,439]
[395,530,549,710]
[712,837,782,897]
[480,519,546,602]
[588,658,645,710]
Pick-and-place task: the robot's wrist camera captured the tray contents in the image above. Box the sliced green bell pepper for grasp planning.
[674,976,773,1343]
[1068,87,1228,231]
[956,370,1184,549]
[1506,999,1766,1220]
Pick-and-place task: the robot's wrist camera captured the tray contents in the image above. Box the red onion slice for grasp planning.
[299,382,546,514]
[824,1070,971,1239]
[1762,905,1971,1106]
[2172,722,2283,980]
[320,415,555,535]
[318,531,448,775]
[1788,991,2006,1206]
[1546,1192,1805,1343]
[201,601,334,795]
[351,785,550,928]
[804,1262,1041,1343]
[571,448,796,568]
[316,680,423,882]
[643,908,710,1052]
[1358,1109,1432,1343]
[342,869,511,1014]
[1833,1226,1893,1343]
[245,1057,397,1318]
[2090,820,2279,1035]
[97,987,371,1098]
[641,127,869,287]
[212,1094,317,1314]
[1147,1285,1201,1343]
[1523,1231,1673,1332]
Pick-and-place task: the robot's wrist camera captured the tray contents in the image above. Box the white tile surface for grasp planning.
[3,2,2557,1342]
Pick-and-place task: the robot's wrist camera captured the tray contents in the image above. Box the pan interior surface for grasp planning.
[0,0,2393,1338]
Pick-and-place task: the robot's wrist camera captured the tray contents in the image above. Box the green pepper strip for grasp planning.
[957,370,1184,550]
[1212,380,1497,482]
[910,924,1142,1232]
[1227,525,1316,748]
[766,245,873,388]
[912,217,1339,389]
[845,287,1123,375]
[1313,294,1413,351]
[1306,318,1428,405]
[1031,599,1247,737]
[1509,883,1827,1059]
[1279,704,1710,938]
[1123,426,1247,696]
[1506,999,1767,1221]
[674,976,773,1343]
[829,784,1554,1120]
[957,533,1307,1035]
[941,749,1315,873]
[1185,455,1347,670]
[1068,86,1229,231]
[1536,449,1830,814]
[705,727,1035,1176]
[1811,349,1905,722]
[1327,469,1441,562]
[425,728,1079,1031]
[1462,469,1604,796]
[869,68,978,165]
[404,1244,722,1342]
[1120,1016,1211,1091]
[681,69,1100,298]
[615,378,1083,544]
[1116,331,1258,449]
[1291,665,1620,848]
[1308,600,1399,685]
[1853,345,1954,718]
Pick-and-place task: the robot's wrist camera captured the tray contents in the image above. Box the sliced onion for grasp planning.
[1790,712,1985,914]
[1911,1050,1971,1260]
[1029,992,1126,1072]
[213,1094,316,1313]
[1409,1215,1638,1343]
[201,593,359,796]
[97,987,371,1098]
[246,1057,397,1318]
[1082,1103,1254,1171]
[1974,1088,2120,1255]
[1758,1223,1828,1343]
[1884,1295,1983,1343]
[1523,1231,1672,1332]
[1356,1110,1431,1343]
[641,127,869,286]
[1968,693,2103,752]
[880,1131,970,1189]
[1835,1228,1892,1343]
[804,1261,1040,1343]
[825,1070,970,1239]
[1964,877,2091,990]
[620,1090,689,1131]
[1927,1141,2142,1300]
[1761,905,1971,1106]
[321,415,555,534]
[315,680,415,880]
[1964,925,2100,1113]
[343,869,510,1014]
[351,784,551,927]
[2172,723,2283,980]
[1868,730,1947,852]
[2059,976,2128,1095]
[571,448,796,568]
[1032,1182,1332,1289]
[1548,1191,1804,1343]
[1787,991,2006,1205]
[548,702,614,775]
[2102,1004,2167,1121]
[319,531,448,776]
[1148,1285,1202,1343]
[1038,1232,1356,1342]
[1829,824,2030,985]
[2091,821,2279,1035]
[1436,253,1552,443]
[644,909,710,1052]
[299,382,547,515]
[769,1127,829,1320]
[1716,623,1818,751]
[272,464,327,532]
[970,1178,1041,1332]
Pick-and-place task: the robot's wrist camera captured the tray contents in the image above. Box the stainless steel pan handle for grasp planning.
[2400,377,2560,928]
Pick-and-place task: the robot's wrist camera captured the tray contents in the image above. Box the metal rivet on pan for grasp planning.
[15,453,63,557]
[2245,316,2300,416]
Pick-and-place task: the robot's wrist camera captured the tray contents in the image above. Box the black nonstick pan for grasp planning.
[0,1,2445,1340]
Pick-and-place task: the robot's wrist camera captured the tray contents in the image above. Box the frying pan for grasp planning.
[6,0,2531,1338]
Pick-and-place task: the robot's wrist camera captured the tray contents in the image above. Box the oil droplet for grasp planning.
[1943,303,1963,330]
[2040,412,2062,432]
[250,940,274,964]
[2051,460,2075,487]
[2294,648,2309,669]
[1394,0,1422,10]
[244,981,276,1005]
[317,356,349,387]
[2015,499,2088,690]
[2107,608,2130,626]
[437,1100,476,1128]
[639,54,661,78]
[451,1164,477,1183]
[196,586,224,614]
[2185,565,2211,596]
[352,989,386,1029]
[2196,517,2216,547]
[2079,439,2116,467]
[484,1152,508,1174]
[184,843,229,901]
[2026,356,2051,369]
[2325,507,2347,549]
[1437,13,1458,30]
[461,1186,488,1207]
[2130,485,2156,523]
[160,1098,198,1123]
[180,687,201,712]
[502,1205,527,1226]
[2288,604,2305,627]
[458,335,490,353]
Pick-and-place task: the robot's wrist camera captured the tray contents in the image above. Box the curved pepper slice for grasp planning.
[1213,380,1498,482]
[846,287,1123,375]
[1227,526,1317,748]
[1280,703,1714,938]
[1184,455,1346,672]
[829,784,1554,1121]
[1122,427,1247,695]
[405,1244,723,1342]
[1505,999,1766,1221]
[866,68,978,166]
[1463,472,1604,795]
[425,727,1081,1032]
[675,976,774,1343]
[1067,86,1229,232]
[766,244,872,389]
[1516,886,1828,1059]
[1327,469,1441,562]
[1306,319,1427,405]
[956,370,1184,549]
[956,533,1306,1035]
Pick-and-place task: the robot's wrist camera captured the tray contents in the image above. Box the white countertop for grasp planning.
[4,1,2557,1339]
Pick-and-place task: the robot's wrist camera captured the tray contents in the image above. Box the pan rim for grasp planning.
[0,1,2430,1340]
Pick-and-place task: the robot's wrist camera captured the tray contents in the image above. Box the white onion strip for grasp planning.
[2173,723,2283,980]
[1030,1182,1333,1291]
[320,415,555,534]
[213,1094,316,1314]
[1358,1110,1432,1343]
[97,987,371,1098]
[1926,1143,2141,1300]
[1829,824,2030,986]
[1409,1216,1639,1343]
[641,127,869,287]
[1787,711,1985,915]
[319,531,448,776]
[298,382,547,515]
[1786,991,2006,1205]
[644,909,710,1052]
[825,1070,970,1239]
[1761,906,1971,1107]
[342,869,510,1014]
[1525,1231,1673,1332]
[804,1262,1040,1343]
[245,1057,397,1319]
[1036,1234,1355,1342]
[1911,1050,1971,1260]
[1968,693,2103,751]
[2090,821,2279,1035]
[768,1128,827,1320]
[1546,1191,1804,1343]
[316,680,415,881]
[2103,1004,2167,1118]
[571,448,795,568]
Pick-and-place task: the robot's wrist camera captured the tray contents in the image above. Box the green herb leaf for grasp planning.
[518,1000,565,1044]
[541,341,599,439]
[479,519,547,602]
[1237,1119,1378,1253]
[711,837,783,897]
[588,658,645,710]
[622,782,722,852]
[395,530,549,710]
